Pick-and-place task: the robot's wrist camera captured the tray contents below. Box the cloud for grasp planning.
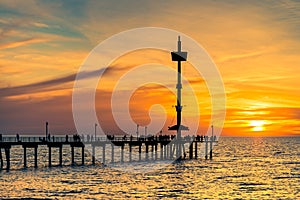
[0,66,131,99]
[32,22,49,28]
[218,51,265,63]
[0,73,75,98]
[0,37,48,50]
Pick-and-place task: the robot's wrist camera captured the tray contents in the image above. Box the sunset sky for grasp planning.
[0,0,299,136]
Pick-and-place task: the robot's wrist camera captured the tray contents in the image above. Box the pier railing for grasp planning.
[0,135,215,143]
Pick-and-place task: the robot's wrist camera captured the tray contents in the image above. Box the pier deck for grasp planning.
[0,135,216,171]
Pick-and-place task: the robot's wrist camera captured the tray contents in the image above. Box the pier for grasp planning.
[0,36,218,171]
[0,135,216,171]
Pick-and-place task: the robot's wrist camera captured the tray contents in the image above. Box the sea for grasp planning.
[0,137,299,199]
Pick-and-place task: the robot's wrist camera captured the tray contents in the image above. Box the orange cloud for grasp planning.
[0,38,48,50]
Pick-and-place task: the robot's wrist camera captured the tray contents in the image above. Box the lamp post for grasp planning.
[45,121,48,139]
[211,124,214,142]
[136,124,139,139]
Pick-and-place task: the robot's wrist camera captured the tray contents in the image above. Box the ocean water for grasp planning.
[0,137,299,199]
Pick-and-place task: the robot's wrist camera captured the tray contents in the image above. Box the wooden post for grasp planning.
[0,148,3,170]
[195,141,198,159]
[164,145,167,160]
[176,142,179,159]
[145,144,149,160]
[111,144,114,163]
[205,137,208,160]
[102,145,105,164]
[121,145,124,163]
[172,144,176,158]
[92,146,95,165]
[82,146,84,165]
[23,147,27,168]
[170,144,173,159]
[71,146,74,165]
[129,144,132,162]
[155,144,158,160]
[59,146,62,166]
[160,143,163,160]
[169,144,173,159]
[34,147,38,168]
[209,137,213,160]
[151,145,154,160]
[166,144,169,159]
[5,148,10,171]
[48,147,52,167]
[189,142,193,159]
[138,144,142,161]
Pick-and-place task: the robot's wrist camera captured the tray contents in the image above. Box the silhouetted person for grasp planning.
[66,135,68,142]
[73,134,80,142]
[16,134,20,142]
[0,134,2,142]
[52,135,54,142]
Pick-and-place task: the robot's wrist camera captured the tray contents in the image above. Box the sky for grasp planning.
[0,0,299,136]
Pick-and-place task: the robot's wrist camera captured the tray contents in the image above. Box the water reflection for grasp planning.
[0,137,299,199]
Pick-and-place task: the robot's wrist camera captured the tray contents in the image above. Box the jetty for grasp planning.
[0,134,216,171]
[0,36,217,171]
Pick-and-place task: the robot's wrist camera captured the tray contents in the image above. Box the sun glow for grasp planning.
[249,120,266,132]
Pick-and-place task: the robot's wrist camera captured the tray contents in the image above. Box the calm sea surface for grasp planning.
[0,137,299,199]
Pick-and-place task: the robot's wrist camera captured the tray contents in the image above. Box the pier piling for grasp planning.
[205,137,208,160]
[48,147,52,167]
[155,144,158,160]
[189,143,193,159]
[0,149,3,170]
[209,137,213,160]
[102,145,105,164]
[59,146,62,166]
[5,148,10,171]
[129,144,132,162]
[145,144,149,160]
[71,146,74,165]
[160,144,163,160]
[151,145,154,160]
[111,144,114,163]
[195,141,198,159]
[34,147,38,168]
[82,146,84,165]
[92,146,95,165]
[138,144,142,161]
[121,145,124,163]
[23,147,27,168]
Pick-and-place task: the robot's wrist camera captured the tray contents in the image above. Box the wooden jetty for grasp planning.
[0,135,216,171]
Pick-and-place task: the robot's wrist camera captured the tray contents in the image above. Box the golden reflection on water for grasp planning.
[0,137,299,199]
